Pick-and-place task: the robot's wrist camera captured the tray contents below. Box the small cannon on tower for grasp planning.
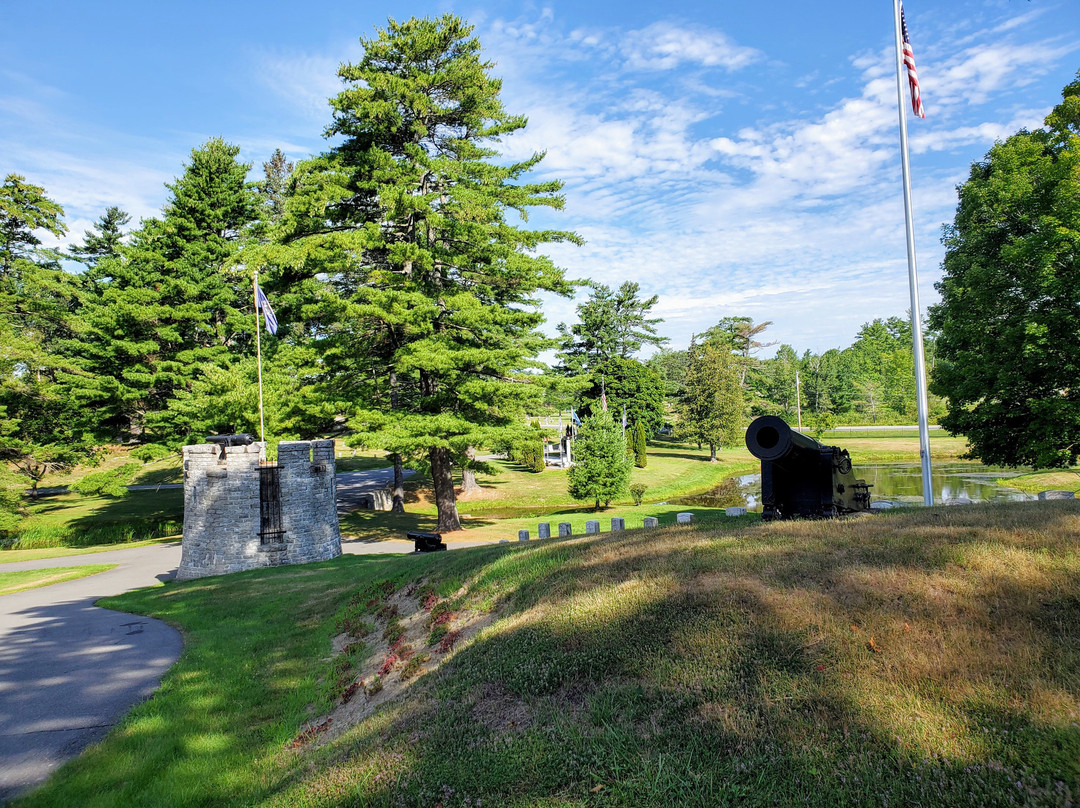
[745,416,871,520]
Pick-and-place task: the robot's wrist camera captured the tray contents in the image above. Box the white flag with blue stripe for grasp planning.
[255,283,278,335]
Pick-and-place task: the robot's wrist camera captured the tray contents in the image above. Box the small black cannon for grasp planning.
[206,433,255,447]
[408,531,446,553]
[745,416,871,520]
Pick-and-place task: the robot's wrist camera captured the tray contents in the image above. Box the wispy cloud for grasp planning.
[477,7,1077,352]
[622,21,763,72]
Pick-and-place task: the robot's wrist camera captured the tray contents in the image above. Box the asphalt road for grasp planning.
[0,466,489,803]
[0,543,184,803]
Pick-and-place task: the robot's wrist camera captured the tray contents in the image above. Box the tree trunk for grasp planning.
[430,446,461,532]
[391,453,405,514]
[460,446,481,496]
[461,468,480,496]
[709,443,718,462]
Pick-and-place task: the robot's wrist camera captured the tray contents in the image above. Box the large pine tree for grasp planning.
[65,138,261,443]
[272,15,577,531]
[0,174,89,494]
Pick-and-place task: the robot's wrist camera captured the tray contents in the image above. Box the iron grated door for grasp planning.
[258,463,285,544]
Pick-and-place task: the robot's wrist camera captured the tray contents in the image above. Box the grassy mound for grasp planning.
[16,502,1080,807]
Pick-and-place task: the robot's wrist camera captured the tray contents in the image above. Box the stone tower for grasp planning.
[176,439,341,581]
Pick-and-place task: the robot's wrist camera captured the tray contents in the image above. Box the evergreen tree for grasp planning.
[632,420,647,468]
[568,411,631,509]
[64,139,261,443]
[701,316,775,387]
[0,175,90,494]
[678,342,744,461]
[69,206,130,274]
[258,149,293,224]
[557,281,667,374]
[272,15,577,532]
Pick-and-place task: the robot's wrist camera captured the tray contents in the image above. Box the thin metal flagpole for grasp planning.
[795,369,802,432]
[892,0,934,506]
[253,268,267,453]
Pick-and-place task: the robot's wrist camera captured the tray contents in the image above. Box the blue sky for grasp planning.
[3,1,1078,356]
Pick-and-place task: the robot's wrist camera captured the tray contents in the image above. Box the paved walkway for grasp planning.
[0,543,184,803]
[0,467,488,803]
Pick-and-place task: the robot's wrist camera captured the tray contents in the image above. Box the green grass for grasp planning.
[1004,469,1080,494]
[33,448,183,489]
[398,440,760,518]
[0,537,180,564]
[335,454,394,472]
[0,564,117,595]
[16,501,1080,807]
[835,433,971,464]
[1,488,182,554]
[21,489,183,527]
[343,504,754,544]
[1,431,973,555]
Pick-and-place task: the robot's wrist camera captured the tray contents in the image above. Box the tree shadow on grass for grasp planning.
[16,503,1080,807]
[0,596,181,803]
[273,501,1080,807]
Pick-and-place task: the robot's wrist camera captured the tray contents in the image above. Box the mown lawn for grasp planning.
[3,431,974,556]
[0,564,116,595]
[1005,470,1080,495]
[0,538,179,565]
[15,500,1079,807]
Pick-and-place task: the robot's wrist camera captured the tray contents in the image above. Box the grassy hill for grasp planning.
[16,501,1079,807]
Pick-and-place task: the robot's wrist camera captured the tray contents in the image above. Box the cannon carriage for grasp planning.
[744,416,871,520]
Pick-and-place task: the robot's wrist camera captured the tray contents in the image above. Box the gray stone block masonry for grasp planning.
[176,440,341,581]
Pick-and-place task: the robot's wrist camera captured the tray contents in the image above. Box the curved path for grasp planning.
[0,467,491,803]
[0,543,184,803]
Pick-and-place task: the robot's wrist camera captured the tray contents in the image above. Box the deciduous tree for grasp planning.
[583,357,665,436]
[678,342,744,461]
[929,73,1080,468]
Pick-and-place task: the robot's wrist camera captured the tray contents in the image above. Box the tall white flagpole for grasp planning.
[892,0,934,506]
[253,268,267,453]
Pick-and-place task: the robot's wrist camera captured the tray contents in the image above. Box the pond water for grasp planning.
[677,463,1035,511]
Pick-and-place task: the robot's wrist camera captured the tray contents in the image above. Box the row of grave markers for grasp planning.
[508,506,750,543]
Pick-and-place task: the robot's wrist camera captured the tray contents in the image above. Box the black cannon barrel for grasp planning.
[745,415,822,463]
[206,433,255,447]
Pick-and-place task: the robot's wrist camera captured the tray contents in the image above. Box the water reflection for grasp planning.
[677,463,1034,511]
[858,463,1034,505]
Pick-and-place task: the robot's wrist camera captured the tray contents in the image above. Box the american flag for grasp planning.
[901,4,926,119]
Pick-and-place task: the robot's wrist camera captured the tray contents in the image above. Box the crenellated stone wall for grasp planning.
[176,439,341,581]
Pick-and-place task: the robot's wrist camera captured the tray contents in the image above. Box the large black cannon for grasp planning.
[745,416,871,520]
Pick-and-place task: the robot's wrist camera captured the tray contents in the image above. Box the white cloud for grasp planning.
[928,40,1076,109]
[251,49,352,128]
[622,21,763,72]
